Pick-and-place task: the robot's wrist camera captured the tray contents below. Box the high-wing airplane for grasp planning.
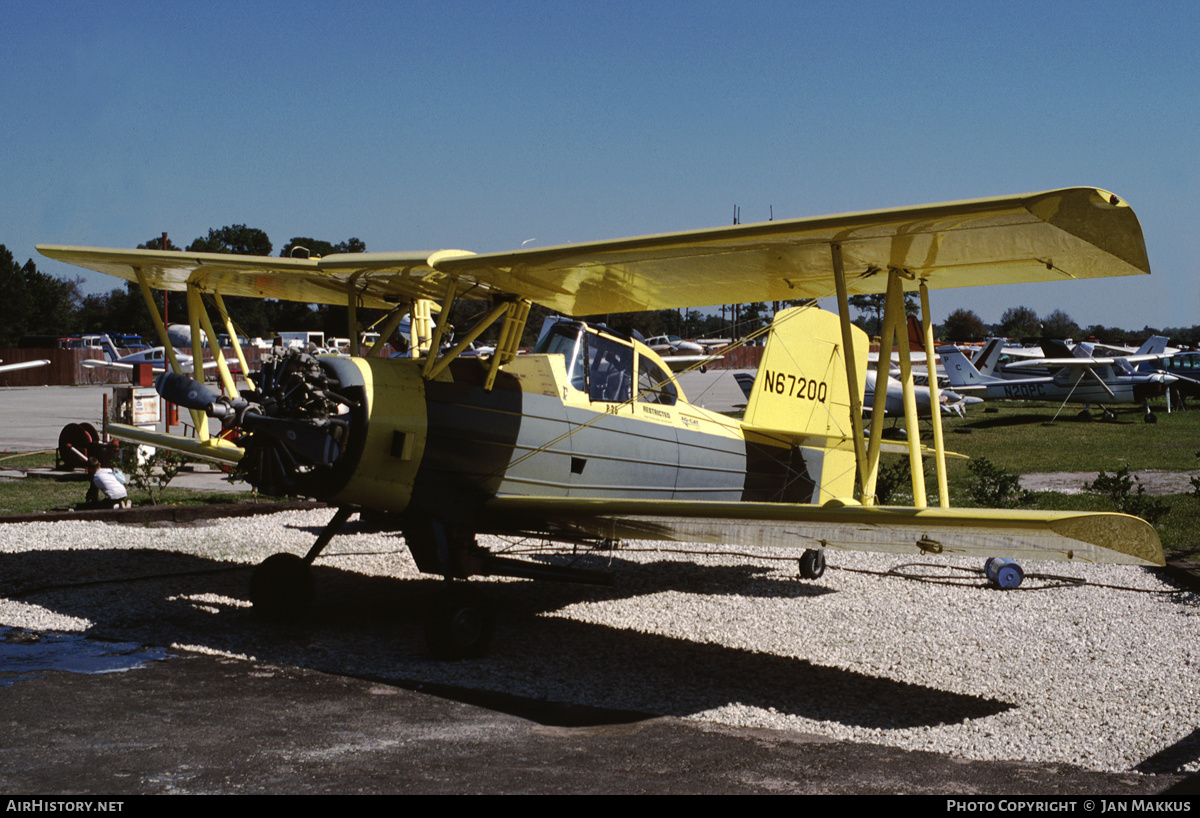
[938,341,1177,421]
[39,187,1165,658]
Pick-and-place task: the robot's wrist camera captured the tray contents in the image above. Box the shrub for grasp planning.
[966,458,1035,508]
[1088,466,1171,525]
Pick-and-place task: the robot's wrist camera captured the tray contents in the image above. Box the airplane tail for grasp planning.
[906,314,925,352]
[1041,338,1075,359]
[972,337,1006,376]
[1136,335,1169,355]
[744,307,866,501]
[100,334,122,363]
[937,344,993,388]
[745,307,866,437]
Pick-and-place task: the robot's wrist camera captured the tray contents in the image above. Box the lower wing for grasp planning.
[484,496,1163,566]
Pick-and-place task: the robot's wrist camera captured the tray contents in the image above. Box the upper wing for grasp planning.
[38,187,1149,317]
[484,496,1164,567]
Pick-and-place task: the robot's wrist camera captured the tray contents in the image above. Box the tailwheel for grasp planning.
[798,548,826,580]
[425,584,495,660]
[249,553,315,621]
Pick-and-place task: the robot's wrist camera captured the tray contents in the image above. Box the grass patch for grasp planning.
[0,449,256,516]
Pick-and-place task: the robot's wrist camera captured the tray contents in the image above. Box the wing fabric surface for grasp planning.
[38,187,1148,317]
[484,497,1164,567]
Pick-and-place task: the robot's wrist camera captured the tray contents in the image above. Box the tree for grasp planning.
[848,292,917,336]
[188,225,272,256]
[137,235,181,251]
[1041,309,1080,341]
[940,308,987,342]
[0,246,83,344]
[279,237,366,258]
[999,306,1039,340]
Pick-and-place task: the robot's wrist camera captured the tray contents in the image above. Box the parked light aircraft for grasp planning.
[80,344,226,375]
[39,187,1165,657]
[938,341,1177,422]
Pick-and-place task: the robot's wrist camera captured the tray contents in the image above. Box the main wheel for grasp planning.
[1145,412,1158,424]
[425,585,494,660]
[798,549,826,580]
[249,553,314,621]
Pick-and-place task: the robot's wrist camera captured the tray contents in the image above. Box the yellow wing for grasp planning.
[485,497,1164,567]
[38,187,1148,315]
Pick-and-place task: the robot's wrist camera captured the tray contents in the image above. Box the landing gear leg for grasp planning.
[407,518,497,659]
[249,505,355,620]
[1144,401,1157,423]
[799,548,826,580]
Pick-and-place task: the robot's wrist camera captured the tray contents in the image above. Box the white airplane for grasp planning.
[643,334,722,372]
[938,342,1177,421]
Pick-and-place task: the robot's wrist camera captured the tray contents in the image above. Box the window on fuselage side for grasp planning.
[534,323,587,391]
[585,334,633,403]
[636,355,677,406]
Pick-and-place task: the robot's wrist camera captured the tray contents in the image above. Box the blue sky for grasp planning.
[5,0,1197,331]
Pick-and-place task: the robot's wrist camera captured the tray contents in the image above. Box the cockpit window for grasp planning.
[535,322,634,402]
[586,334,633,403]
[637,355,677,405]
[535,322,587,390]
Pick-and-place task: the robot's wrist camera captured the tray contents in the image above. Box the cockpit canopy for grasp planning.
[534,320,678,406]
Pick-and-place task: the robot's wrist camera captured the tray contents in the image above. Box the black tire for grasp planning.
[799,549,826,580]
[425,585,494,660]
[249,553,314,621]
[1145,412,1157,424]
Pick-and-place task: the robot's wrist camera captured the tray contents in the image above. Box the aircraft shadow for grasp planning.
[0,546,1011,731]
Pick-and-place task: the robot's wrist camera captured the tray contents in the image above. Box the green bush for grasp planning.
[966,458,1034,508]
[1088,466,1171,525]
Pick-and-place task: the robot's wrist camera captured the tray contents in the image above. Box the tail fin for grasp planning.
[745,307,866,438]
[906,314,926,352]
[1041,338,1075,358]
[972,337,1006,376]
[1136,335,1169,355]
[937,344,992,388]
[744,307,866,502]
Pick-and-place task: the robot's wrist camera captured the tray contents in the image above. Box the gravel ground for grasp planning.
[1,508,1197,776]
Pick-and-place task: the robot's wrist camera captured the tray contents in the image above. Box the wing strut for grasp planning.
[887,269,927,507]
[831,243,872,504]
[187,285,238,400]
[484,300,531,391]
[213,292,256,393]
[131,265,208,438]
[919,280,950,507]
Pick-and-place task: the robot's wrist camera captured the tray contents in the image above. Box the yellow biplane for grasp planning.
[39,187,1163,658]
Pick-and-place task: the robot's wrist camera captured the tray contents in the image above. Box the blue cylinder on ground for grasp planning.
[984,557,1025,589]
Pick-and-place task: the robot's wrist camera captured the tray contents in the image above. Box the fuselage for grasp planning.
[246,322,830,537]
